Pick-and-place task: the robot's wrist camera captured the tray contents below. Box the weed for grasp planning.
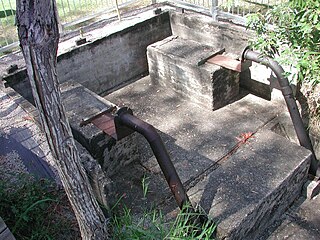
[141,174,150,199]
[0,171,80,239]
[111,201,216,239]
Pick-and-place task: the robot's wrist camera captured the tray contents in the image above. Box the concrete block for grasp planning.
[60,82,140,176]
[147,36,239,110]
[169,11,250,55]
[57,12,172,94]
[2,12,172,98]
[304,179,320,199]
[188,130,311,240]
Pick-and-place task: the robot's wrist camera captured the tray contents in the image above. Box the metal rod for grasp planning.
[116,107,192,210]
[242,48,319,176]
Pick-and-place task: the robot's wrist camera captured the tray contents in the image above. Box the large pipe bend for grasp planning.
[242,48,319,176]
[116,107,191,210]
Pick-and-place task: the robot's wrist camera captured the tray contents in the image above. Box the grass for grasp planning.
[111,175,216,239]
[0,169,216,239]
[111,203,216,239]
[0,171,80,239]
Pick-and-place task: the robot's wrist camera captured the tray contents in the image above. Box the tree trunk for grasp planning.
[16,1,110,239]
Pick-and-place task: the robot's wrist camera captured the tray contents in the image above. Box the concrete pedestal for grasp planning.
[147,36,239,110]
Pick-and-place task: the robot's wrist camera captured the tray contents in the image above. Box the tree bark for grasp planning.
[16,1,110,239]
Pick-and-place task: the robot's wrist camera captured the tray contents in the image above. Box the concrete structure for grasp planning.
[106,76,311,239]
[0,4,319,239]
[147,36,239,110]
[169,11,249,56]
[60,82,140,176]
[2,9,173,101]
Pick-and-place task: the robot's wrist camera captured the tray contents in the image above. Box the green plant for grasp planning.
[247,0,320,86]
[0,172,79,239]
[247,0,320,131]
[141,174,150,198]
[111,202,216,239]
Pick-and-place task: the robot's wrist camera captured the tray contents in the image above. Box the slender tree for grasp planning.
[16,1,110,239]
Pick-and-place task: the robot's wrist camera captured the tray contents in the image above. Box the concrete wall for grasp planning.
[2,11,172,100]
[170,11,250,56]
[57,12,172,95]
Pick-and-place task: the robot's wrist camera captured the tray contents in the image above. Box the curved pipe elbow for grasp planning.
[242,49,292,95]
[117,111,159,143]
[242,48,319,176]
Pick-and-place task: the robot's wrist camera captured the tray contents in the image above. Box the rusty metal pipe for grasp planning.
[116,107,192,210]
[242,48,319,176]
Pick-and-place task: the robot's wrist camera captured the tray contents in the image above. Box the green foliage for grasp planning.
[0,173,78,239]
[141,174,150,198]
[247,0,320,85]
[111,203,216,239]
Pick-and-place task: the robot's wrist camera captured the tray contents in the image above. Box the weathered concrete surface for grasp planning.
[106,76,282,184]
[105,75,312,239]
[188,130,311,240]
[0,84,58,181]
[1,9,172,98]
[60,82,140,176]
[147,36,239,110]
[57,11,172,94]
[169,11,250,56]
[264,194,320,240]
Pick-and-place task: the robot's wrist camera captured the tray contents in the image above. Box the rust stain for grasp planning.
[207,54,242,72]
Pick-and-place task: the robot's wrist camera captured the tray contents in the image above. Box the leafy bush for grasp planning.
[247,0,320,86]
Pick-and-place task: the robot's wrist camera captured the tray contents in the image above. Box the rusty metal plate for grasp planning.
[91,113,117,140]
[207,54,242,72]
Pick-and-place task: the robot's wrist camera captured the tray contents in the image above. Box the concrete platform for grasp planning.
[60,82,140,176]
[266,194,320,240]
[105,75,311,239]
[147,36,239,110]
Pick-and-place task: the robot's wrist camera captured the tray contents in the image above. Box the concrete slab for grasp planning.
[106,75,312,238]
[188,130,311,239]
[147,36,239,110]
[106,76,283,184]
[266,195,320,240]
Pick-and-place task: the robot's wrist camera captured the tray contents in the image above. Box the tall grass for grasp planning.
[111,203,216,239]
[0,172,80,239]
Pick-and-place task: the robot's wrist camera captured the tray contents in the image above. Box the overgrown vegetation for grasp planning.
[0,172,79,239]
[1,171,216,239]
[111,203,216,239]
[248,0,320,85]
[247,0,320,130]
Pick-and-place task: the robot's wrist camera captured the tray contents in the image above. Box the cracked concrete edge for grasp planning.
[303,178,320,199]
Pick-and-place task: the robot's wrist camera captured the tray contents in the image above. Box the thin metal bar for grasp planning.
[59,0,67,21]
[0,0,11,26]
[66,0,72,16]
[72,0,77,11]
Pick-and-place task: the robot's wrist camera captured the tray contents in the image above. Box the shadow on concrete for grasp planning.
[0,127,55,180]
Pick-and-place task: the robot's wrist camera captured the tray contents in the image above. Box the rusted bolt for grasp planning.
[75,38,87,46]
[6,64,18,74]
[154,8,162,15]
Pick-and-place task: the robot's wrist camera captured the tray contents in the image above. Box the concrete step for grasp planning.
[147,36,239,110]
[60,82,140,176]
[187,129,310,240]
[105,75,311,239]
